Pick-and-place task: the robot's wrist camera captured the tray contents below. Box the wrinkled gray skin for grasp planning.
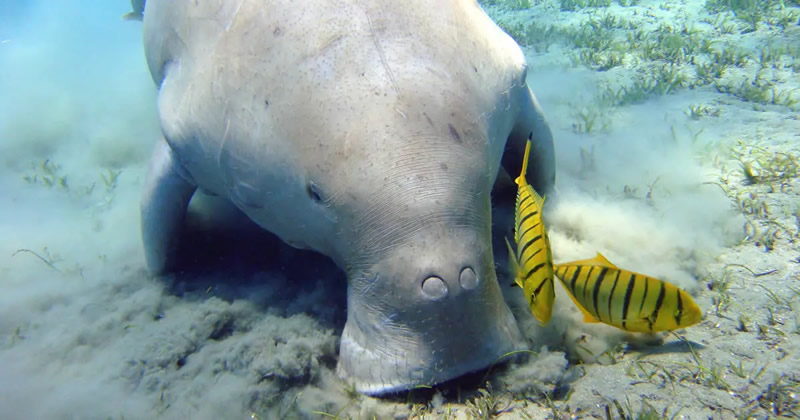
[140,0,555,395]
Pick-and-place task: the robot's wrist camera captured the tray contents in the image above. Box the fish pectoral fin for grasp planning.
[580,309,601,324]
[559,282,600,323]
[505,237,520,271]
[504,237,523,288]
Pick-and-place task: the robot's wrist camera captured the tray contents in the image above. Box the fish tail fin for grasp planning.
[515,138,532,187]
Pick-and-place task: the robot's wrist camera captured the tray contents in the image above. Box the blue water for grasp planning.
[0,1,154,150]
[1,0,798,419]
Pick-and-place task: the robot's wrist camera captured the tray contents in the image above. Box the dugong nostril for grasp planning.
[421,276,448,299]
[459,267,478,290]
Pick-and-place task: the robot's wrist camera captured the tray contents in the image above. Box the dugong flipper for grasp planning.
[141,138,195,273]
[140,0,555,394]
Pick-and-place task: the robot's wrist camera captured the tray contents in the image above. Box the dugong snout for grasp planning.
[337,226,526,394]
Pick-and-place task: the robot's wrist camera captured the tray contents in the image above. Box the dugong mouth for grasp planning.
[336,255,526,394]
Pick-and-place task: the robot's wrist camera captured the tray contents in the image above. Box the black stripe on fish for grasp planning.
[518,235,542,261]
[532,273,548,296]
[519,196,536,214]
[518,209,539,228]
[521,247,543,267]
[638,275,648,319]
[582,266,595,305]
[519,193,532,207]
[607,269,621,323]
[525,262,546,280]
[570,266,582,293]
[649,282,666,331]
[519,222,541,240]
[592,267,609,320]
[622,273,635,330]
[674,288,684,325]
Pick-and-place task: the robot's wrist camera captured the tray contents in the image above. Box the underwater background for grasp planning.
[0,0,798,418]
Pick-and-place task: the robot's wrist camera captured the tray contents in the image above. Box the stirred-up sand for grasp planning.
[1,0,798,418]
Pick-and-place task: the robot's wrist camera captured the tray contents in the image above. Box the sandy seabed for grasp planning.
[1,0,798,419]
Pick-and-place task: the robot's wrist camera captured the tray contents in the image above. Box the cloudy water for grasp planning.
[1,0,798,418]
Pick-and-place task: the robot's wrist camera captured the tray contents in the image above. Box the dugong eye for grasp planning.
[306,181,324,203]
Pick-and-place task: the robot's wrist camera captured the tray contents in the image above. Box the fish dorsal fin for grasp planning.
[528,185,546,209]
[593,252,617,268]
[515,138,532,188]
[504,237,523,288]
[556,253,619,268]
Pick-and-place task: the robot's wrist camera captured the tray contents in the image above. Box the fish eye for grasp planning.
[306,181,324,203]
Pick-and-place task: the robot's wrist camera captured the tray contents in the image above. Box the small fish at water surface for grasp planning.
[554,253,702,333]
[505,136,555,326]
[122,0,145,21]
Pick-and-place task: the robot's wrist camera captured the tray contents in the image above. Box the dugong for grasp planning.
[140,0,555,394]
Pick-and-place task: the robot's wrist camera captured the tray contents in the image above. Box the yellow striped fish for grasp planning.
[554,254,702,333]
[505,137,555,326]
